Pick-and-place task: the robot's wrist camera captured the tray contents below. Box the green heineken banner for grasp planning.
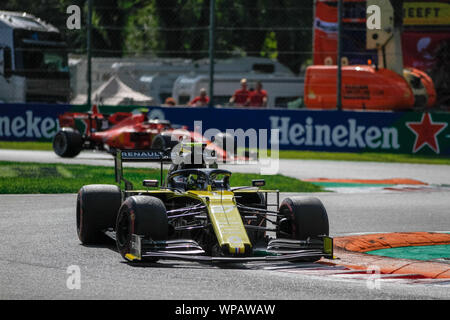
[0,104,449,156]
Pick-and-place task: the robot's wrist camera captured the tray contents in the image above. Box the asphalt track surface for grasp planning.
[1,191,449,300]
[0,149,450,299]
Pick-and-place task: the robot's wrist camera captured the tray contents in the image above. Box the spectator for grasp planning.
[247,81,267,107]
[189,88,210,107]
[229,78,250,106]
[164,97,176,106]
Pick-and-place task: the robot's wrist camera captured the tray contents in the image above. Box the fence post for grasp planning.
[336,0,343,111]
[208,0,215,108]
[87,0,92,108]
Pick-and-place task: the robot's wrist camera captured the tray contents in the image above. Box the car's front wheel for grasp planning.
[277,196,329,262]
[278,196,329,240]
[116,196,168,262]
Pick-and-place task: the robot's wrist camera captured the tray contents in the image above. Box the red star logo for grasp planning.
[406,113,447,154]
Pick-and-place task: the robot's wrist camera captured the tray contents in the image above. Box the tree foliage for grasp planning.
[3,0,314,73]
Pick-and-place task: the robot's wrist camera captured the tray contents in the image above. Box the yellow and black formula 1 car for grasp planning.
[76,145,333,263]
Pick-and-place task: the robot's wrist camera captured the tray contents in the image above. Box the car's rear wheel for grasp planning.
[277,196,329,262]
[53,128,83,158]
[214,132,237,156]
[77,184,122,244]
[116,196,168,262]
[151,133,179,151]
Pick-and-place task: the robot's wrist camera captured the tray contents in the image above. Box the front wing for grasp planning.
[124,234,334,263]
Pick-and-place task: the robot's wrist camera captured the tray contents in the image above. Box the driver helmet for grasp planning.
[187,174,206,190]
[187,174,198,190]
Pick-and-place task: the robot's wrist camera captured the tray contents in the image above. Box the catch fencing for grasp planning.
[2,1,449,108]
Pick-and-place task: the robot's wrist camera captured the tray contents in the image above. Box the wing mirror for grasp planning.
[252,179,265,187]
[143,179,159,188]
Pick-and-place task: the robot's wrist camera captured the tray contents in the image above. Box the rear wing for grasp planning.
[114,149,171,190]
[114,143,215,190]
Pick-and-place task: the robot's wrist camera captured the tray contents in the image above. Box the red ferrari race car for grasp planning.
[52,108,240,161]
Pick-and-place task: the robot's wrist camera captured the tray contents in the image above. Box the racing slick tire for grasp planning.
[76,184,122,244]
[116,196,168,262]
[53,128,83,158]
[151,133,179,151]
[277,197,329,262]
[278,196,329,240]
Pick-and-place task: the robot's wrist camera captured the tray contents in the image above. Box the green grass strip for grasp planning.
[0,141,53,151]
[0,161,322,194]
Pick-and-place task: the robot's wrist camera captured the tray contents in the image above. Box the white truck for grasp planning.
[0,11,70,103]
[111,56,298,106]
[70,56,298,105]
[172,74,305,108]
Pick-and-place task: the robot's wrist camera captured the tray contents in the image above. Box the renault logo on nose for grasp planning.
[228,236,242,244]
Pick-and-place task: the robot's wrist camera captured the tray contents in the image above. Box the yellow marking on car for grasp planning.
[188,190,251,254]
[324,236,333,256]
[125,253,141,261]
